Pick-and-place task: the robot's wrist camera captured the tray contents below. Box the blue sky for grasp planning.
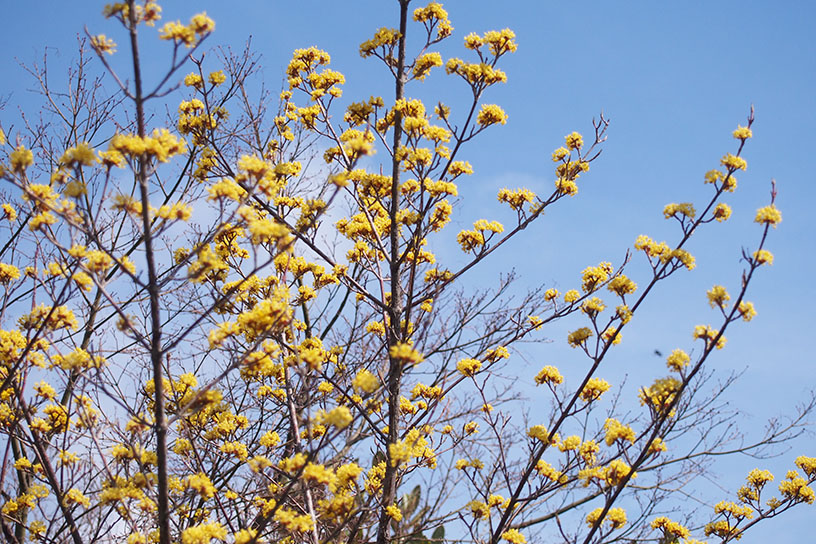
[2,1,814,541]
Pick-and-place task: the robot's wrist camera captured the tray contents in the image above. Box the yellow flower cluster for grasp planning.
[352,369,380,393]
[778,469,815,504]
[51,348,105,371]
[795,455,816,478]
[389,342,424,365]
[721,153,747,172]
[0,263,20,284]
[567,327,592,348]
[10,145,34,173]
[639,377,681,414]
[651,516,690,539]
[413,52,443,80]
[501,529,526,543]
[581,262,613,292]
[607,275,636,297]
[705,168,738,192]
[467,499,490,519]
[706,285,730,308]
[456,358,481,377]
[753,249,774,265]
[497,187,536,211]
[159,12,214,47]
[18,304,77,331]
[109,129,187,163]
[693,325,726,350]
[754,204,782,227]
[534,365,563,386]
[603,418,636,446]
[535,460,564,482]
[714,500,754,519]
[704,520,741,540]
[580,377,610,402]
[413,1,452,41]
[663,202,696,220]
[315,406,353,429]
[180,522,226,544]
[713,202,732,221]
[446,58,507,87]
[586,507,626,529]
[581,297,605,318]
[1,203,16,221]
[476,104,507,127]
[388,428,431,468]
[580,459,635,487]
[186,472,216,500]
[666,348,690,371]
[385,504,403,521]
[634,235,696,270]
[360,27,401,58]
[733,125,753,139]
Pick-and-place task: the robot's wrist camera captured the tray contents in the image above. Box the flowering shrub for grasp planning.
[0,2,812,544]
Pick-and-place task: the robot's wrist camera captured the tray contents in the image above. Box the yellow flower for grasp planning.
[733,125,753,139]
[181,522,227,544]
[64,488,91,508]
[477,104,508,126]
[567,327,593,347]
[565,131,583,150]
[413,52,443,80]
[389,342,423,365]
[581,262,613,292]
[713,202,732,221]
[738,301,757,322]
[190,13,215,35]
[317,406,353,429]
[353,369,379,393]
[413,2,448,23]
[663,202,696,220]
[184,72,203,87]
[693,324,726,349]
[90,34,116,54]
[534,365,563,386]
[721,153,747,171]
[360,27,401,58]
[467,499,490,519]
[607,275,636,296]
[501,529,526,543]
[10,145,34,173]
[706,285,730,308]
[1,203,17,221]
[552,146,569,161]
[580,377,610,402]
[648,437,668,454]
[209,70,226,85]
[651,516,690,538]
[233,529,257,544]
[456,358,481,377]
[754,204,782,227]
[497,187,536,210]
[186,472,216,500]
[581,296,606,317]
[0,263,20,284]
[586,507,626,529]
[753,249,774,265]
[666,348,690,371]
[385,504,402,521]
[603,418,635,446]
